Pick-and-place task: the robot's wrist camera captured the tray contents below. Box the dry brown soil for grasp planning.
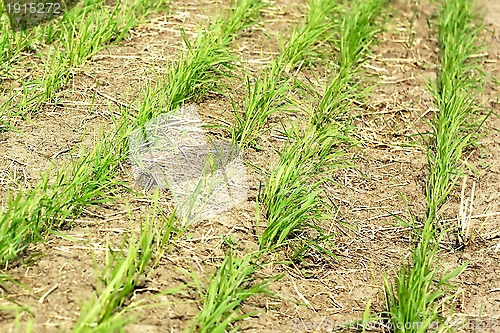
[0,0,499,332]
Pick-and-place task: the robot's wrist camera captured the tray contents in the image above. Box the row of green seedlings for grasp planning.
[231,0,339,147]
[138,0,266,119]
[73,1,271,331]
[1,0,380,329]
[83,1,340,328]
[259,0,386,258]
[384,0,486,332]
[0,0,167,131]
[71,198,180,333]
[188,0,388,332]
[174,0,347,331]
[0,0,177,267]
[182,0,343,331]
[0,0,267,330]
[0,112,151,331]
[2,112,152,332]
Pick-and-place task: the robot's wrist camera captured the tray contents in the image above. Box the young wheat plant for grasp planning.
[384,1,485,331]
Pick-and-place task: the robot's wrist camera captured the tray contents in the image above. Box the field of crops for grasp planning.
[0,0,499,332]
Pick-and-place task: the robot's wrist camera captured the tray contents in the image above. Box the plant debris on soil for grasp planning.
[0,0,499,332]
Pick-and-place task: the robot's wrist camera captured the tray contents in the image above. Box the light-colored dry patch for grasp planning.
[1,0,499,332]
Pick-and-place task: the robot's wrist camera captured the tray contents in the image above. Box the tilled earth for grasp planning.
[0,0,499,332]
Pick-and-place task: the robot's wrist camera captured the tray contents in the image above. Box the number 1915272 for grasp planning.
[5,2,62,15]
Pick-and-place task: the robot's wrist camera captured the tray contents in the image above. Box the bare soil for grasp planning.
[0,0,499,332]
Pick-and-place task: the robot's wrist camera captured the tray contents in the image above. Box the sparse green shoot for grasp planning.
[139,0,266,116]
[231,0,342,147]
[259,126,351,254]
[186,252,280,333]
[73,202,179,332]
[336,0,385,75]
[1,0,169,121]
[0,114,130,267]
